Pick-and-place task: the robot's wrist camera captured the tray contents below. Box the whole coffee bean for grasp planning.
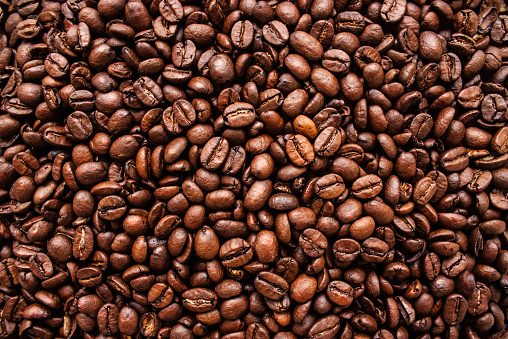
[327,280,353,307]
[173,99,196,127]
[45,53,69,78]
[290,274,317,303]
[219,238,253,267]
[268,193,299,210]
[133,76,163,107]
[118,306,139,335]
[201,137,229,171]
[333,238,361,262]
[314,174,345,199]
[97,303,119,335]
[73,225,94,261]
[223,102,256,128]
[29,253,53,280]
[467,282,491,315]
[351,174,383,199]
[362,237,389,263]
[443,293,468,325]
[286,134,315,166]
[231,20,254,50]
[254,230,278,263]
[97,195,127,220]
[312,68,340,97]
[380,0,406,23]
[299,229,327,257]
[313,127,341,158]
[182,288,218,312]
[289,31,324,63]
[307,315,341,338]
[148,283,174,309]
[263,21,289,47]
[194,226,220,260]
[255,271,289,300]
[77,266,102,287]
[336,11,366,34]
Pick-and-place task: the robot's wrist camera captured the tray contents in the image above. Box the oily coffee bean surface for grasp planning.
[0,0,507,338]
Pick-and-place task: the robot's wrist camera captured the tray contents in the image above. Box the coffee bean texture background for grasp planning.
[0,0,507,337]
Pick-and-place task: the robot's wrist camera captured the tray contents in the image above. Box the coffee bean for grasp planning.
[73,225,94,261]
[254,271,289,300]
[352,174,383,199]
[29,253,53,280]
[327,280,353,307]
[201,137,229,171]
[290,274,317,303]
[308,315,341,339]
[223,102,256,128]
[231,20,254,50]
[219,238,253,267]
[380,0,406,23]
[314,173,345,199]
[97,195,127,220]
[194,226,220,260]
[289,31,323,63]
[97,303,119,335]
[286,134,315,166]
[182,288,218,312]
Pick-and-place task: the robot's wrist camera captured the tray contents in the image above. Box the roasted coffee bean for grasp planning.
[286,134,315,166]
[352,174,383,199]
[327,280,353,307]
[201,137,229,171]
[182,288,218,312]
[254,271,289,300]
[289,31,323,63]
[219,238,253,267]
[223,102,256,128]
[314,127,341,157]
[299,229,327,258]
[314,173,345,199]
[333,238,361,261]
[133,76,163,107]
[97,303,119,335]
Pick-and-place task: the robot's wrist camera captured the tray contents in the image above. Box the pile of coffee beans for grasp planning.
[1,0,508,337]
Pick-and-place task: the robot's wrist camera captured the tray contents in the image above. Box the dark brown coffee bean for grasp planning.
[223,102,256,128]
[299,229,327,258]
[219,238,253,267]
[231,20,254,50]
[194,226,220,260]
[352,174,383,199]
[308,315,341,339]
[133,76,163,107]
[467,282,491,315]
[254,271,289,300]
[286,134,315,166]
[327,280,353,307]
[254,230,278,263]
[97,303,119,335]
[29,253,53,280]
[182,288,218,312]
[160,0,183,23]
[289,31,323,63]
[290,274,317,303]
[380,0,406,23]
[362,237,389,263]
[97,195,127,220]
[201,137,230,171]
